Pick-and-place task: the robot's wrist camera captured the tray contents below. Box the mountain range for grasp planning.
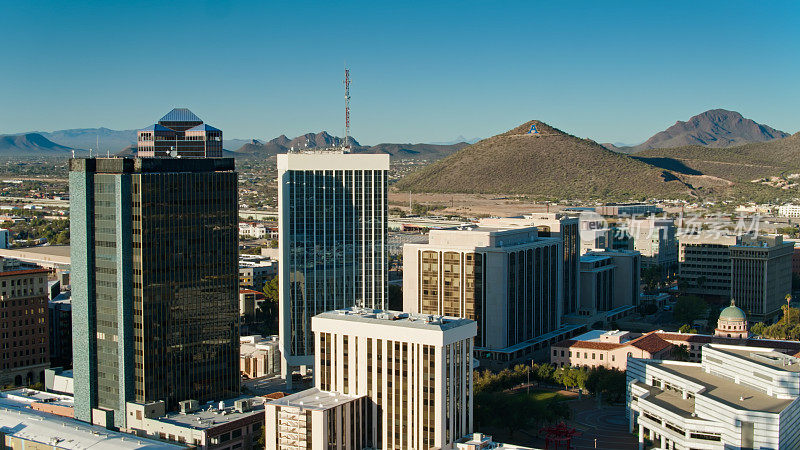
[397,113,800,201]
[605,109,788,152]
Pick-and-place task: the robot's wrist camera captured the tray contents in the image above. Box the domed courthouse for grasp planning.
[715,300,749,339]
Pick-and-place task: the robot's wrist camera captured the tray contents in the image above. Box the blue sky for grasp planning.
[2,1,799,145]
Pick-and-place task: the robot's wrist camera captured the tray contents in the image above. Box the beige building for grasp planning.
[125,397,266,449]
[479,213,580,315]
[585,249,641,310]
[265,307,477,450]
[578,254,615,315]
[240,335,281,379]
[630,217,677,273]
[551,330,673,370]
[731,234,793,321]
[403,226,581,366]
[264,388,368,449]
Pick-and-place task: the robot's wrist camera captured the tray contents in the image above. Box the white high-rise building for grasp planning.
[304,308,476,450]
[277,151,390,379]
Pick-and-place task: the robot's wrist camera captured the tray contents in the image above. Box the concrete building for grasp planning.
[627,344,800,450]
[264,388,368,449]
[267,307,477,450]
[48,289,72,368]
[585,249,640,310]
[403,226,580,365]
[679,233,739,297]
[69,157,240,429]
[137,108,223,158]
[595,203,662,216]
[0,245,71,270]
[125,397,266,449]
[0,228,8,249]
[239,221,278,240]
[240,334,281,379]
[239,258,277,289]
[45,366,74,395]
[0,261,50,387]
[278,152,389,378]
[0,393,182,449]
[239,288,266,322]
[550,330,673,370]
[731,234,793,321]
[479,213,580,315]
[630,217,678,273]
[778,204,800,218]
[455,432,537,449]
[579,254,615,315]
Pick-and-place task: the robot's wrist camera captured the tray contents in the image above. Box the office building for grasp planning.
[137,108,223,158]
[266,308,476,450]
[627,344,800,450]
[403,226,580,365]
[630,217,677,273]
[584,249,640,310]
[70,157,240,429]
[480,213,580,315]
[239,259,277,289]
[731,234,793,321]
[240,334,281,379]
[578,254,615,314]
[125,397,266,449]
[264,388,369,450]
[678,233,738,297]
[778,204,800,218]
[277,152,389,376]
[0,260,50,387]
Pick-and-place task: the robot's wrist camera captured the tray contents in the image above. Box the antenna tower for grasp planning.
[344,68,351,150]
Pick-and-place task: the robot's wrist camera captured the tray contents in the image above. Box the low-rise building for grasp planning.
[0,393,181,449]
[1,388,75,418]
[125,397,266,449]
[578,254,615,314]
[264,388,368,449]
[240,288,266,321]
[551,330,673,370]
[240,335,280,379]
[778,204,800,218]
[627,344,800,449]
[455,432,537,449]
[239,258,277,289]
[44,366,74,395]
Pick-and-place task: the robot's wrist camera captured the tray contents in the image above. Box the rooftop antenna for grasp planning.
[343,66,351,152]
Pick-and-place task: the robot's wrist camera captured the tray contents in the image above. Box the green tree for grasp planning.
[670,344,690,362]
[258,276,279,335]
[750,322,767,336]
[678,324,697,334]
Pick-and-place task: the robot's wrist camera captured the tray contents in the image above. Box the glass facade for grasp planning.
[71,157,239,427]
[285,168,387,358]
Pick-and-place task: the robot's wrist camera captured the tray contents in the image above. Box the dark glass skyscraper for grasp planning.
[70,157,239,429]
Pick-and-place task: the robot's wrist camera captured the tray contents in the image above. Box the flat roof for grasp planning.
[1,389,74,408]
[313,308,474,332]
[154,396,265,430]
[3,245,71,257]
[712,346,800,373]
[0,399,181,449]
[657,363,794,413]
[268,388,364,411]
[634,381,698,419]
